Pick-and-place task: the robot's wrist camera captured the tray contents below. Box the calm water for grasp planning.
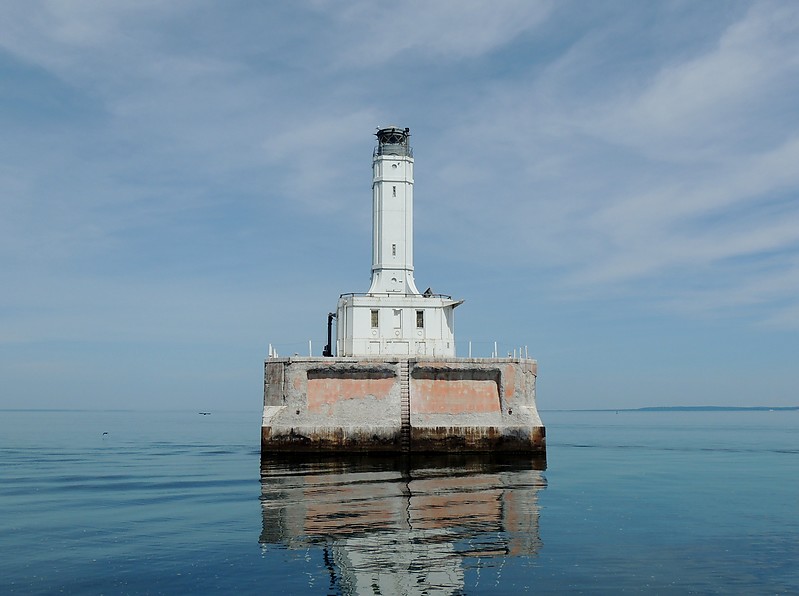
[1,409,797,594]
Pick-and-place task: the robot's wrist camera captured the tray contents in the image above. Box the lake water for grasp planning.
[1,409,797,594]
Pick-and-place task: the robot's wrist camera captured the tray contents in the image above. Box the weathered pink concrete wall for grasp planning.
[411,379,500,414]
[307,378,394,413]
[262,357,545,453]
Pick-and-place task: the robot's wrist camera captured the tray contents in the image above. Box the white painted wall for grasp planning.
[336,294,460,357]
[367,151,419,295]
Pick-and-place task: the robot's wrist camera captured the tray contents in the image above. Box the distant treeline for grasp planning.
[635,406,799,412]
[545,406,799,412]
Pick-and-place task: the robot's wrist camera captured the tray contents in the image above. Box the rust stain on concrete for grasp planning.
[503,364,516,398]
[307,377,394,413]
[412,379,500,414]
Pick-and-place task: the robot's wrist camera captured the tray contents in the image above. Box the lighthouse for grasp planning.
[335,126,462,357]
[262,125,545,455]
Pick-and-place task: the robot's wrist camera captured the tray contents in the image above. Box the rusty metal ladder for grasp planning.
[399,359,411,452]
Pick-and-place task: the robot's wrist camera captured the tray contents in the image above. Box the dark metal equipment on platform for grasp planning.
[322,312,336,357]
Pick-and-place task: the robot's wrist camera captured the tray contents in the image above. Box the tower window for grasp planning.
[392,244,396,256]
[371,310,379,328]
[416,310,424,328]
[392,185,396,197]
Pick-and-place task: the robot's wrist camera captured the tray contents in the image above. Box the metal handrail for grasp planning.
[339,291,452,299]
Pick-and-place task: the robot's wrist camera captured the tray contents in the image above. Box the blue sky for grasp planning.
[1,1,798,411]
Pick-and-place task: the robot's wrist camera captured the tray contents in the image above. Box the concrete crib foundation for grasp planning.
[262,357,546,454]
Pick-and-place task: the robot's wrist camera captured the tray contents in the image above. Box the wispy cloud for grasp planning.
[395,2,799,326]
[321,0,553,67]
[1,1,798,407]
[589,2,799,158]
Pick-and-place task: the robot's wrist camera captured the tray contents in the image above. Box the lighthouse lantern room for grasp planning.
[335,126,462,357]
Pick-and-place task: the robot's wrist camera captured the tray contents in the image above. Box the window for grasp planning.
[371,310,379,328]
[416,310,424,328]
[392,243,396,256]
[392,185,396,197]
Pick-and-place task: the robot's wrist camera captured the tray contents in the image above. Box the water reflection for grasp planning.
[260,455,546,595]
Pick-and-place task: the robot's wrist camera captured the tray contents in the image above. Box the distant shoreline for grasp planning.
[544,406,799,412]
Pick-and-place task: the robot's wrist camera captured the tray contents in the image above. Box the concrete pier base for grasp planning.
[262,357,545,454]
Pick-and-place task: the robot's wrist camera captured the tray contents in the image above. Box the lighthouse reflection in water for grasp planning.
[260,456,546,594]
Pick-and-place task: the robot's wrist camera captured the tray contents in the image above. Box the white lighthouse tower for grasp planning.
[335,126,462,357]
